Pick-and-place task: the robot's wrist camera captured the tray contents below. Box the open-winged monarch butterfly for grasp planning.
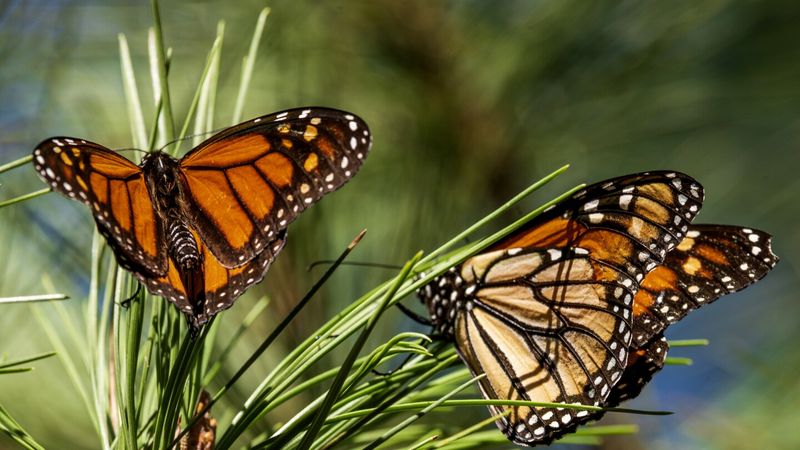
[417,171,777,446]
[33,107,371,328]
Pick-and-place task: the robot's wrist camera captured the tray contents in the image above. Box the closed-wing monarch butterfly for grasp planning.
[416,171,777,446]
[33,107,371,328]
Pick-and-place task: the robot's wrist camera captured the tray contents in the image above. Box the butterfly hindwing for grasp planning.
[179,107,371,267]
[198,230,287,323]
[632,225,778,346]
[32,138,167,275]
[605,335,668,407]
[141,228,287,327]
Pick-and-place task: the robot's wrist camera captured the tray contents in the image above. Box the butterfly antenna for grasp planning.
[156,125,232,153]
[306,260,403,272]
[116,147,150,155]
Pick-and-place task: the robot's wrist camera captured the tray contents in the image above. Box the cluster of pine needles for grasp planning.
[0,2,705,449]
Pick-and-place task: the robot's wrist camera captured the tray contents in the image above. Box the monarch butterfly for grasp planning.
[33,107,371,328]
[417,171,777,445]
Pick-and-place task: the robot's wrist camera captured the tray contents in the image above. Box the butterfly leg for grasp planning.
[395,302,432,326]
[119,281,143,308]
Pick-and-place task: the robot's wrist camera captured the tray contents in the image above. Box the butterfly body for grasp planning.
[34,107,371,327]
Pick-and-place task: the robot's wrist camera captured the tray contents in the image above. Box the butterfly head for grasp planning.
[417,267,474,338]
[141,151,181,196]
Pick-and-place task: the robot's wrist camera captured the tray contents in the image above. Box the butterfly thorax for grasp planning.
[141,152,202,270]
[418,268,474,338]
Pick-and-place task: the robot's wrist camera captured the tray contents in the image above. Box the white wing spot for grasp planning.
[588,213,604,223]
[619,194,632,210]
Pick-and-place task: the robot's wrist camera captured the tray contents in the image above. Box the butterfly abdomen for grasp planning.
[167,221,202,269]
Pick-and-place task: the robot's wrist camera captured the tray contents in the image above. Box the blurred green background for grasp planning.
[1,0,798,448]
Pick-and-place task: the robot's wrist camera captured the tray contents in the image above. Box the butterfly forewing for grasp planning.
[494,171,704,282]
[32,138,167,275]
[632,225,778,346]
[179,107,371,267]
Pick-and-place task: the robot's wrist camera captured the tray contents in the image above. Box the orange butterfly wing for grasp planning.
[493,171,704,279]
[32,138,167,275]
[632,225,778,347]
[178,107,371,267]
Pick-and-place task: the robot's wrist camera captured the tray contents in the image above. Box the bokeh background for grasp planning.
[1,1,799,449]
